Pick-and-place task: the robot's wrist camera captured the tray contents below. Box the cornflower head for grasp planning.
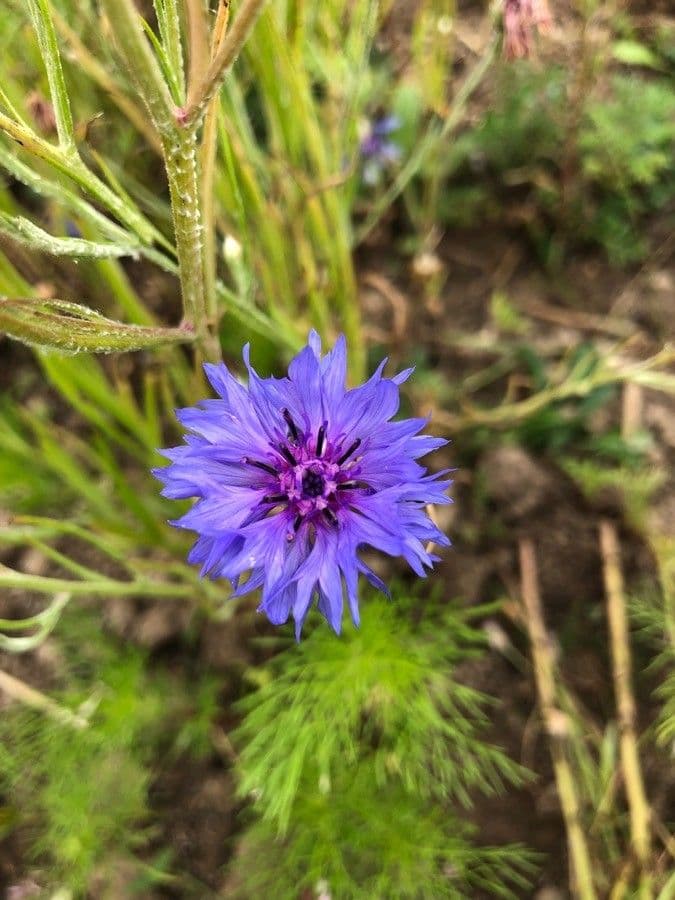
[359,115,401,186]
[154,333,452,638]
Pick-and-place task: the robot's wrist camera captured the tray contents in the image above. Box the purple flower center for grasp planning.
[302,468,325,498]
[244,409,372,539]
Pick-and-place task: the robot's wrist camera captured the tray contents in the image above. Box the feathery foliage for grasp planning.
[233,593,535,896]
[0,611,220,895]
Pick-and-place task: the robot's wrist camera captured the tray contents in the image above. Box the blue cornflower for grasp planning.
[153,332,451,638]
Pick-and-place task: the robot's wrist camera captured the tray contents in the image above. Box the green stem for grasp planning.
[0,111,158,245]
[164,125,219,360]
[0,564,196,599]
[157,0,186,100]
[26,0,75,149]
[200,1,232,325]
[181,0,268,128]
[100,0,175,132]
[99,0,219,362]
[437,347,675,432]
[0,668,88,729]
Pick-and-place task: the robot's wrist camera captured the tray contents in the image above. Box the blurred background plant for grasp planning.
[0,0,673,897]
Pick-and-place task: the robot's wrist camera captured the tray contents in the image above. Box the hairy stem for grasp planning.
[164,126,220,361]
[100,0,220,361]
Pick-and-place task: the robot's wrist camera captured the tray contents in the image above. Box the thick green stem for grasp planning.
[100,0,220,362]
[163,126,219,361]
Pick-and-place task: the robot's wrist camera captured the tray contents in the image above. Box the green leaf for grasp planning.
[26,0,75,149]
[612,40,660,70]
[0,297,195,353]
[0,212,140,259]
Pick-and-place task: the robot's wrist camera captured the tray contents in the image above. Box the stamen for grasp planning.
[282,408,300,442]
[337,438,361,466]
[278,444,298,466]
[323,508,339,527]
[316,421,327,457]
[293,513,303,532]
[262,492,288,504]
[243,457,278,476]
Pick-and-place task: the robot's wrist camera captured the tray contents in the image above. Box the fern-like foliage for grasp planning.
[0,611,220,896]
[235,770,536,900]
[0,653,154,895]
[579,75,675,263]
[580,76,675,192]
[233,593,534,898]
[560,457,665,531]
[436,63,675,264]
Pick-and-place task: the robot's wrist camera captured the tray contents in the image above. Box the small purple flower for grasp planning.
[153,333,451,638]
[359,116,401,186]
[65,220,82,238]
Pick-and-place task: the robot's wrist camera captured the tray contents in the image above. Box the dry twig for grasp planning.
[518,538,598,900]
[599,519,653,898]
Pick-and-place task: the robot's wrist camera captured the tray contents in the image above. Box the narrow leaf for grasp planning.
[0,142,139,247]
[26,0,76,148]
[0,297,195,353]
[0,211,140,259]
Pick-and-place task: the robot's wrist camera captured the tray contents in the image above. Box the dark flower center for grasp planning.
[244,410,374,538]
[302,468,325,499]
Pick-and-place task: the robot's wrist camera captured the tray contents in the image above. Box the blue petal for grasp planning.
[357,559,391,598]
[288,344,323,427]
[320,334,347,408]
[242,344,287,439]
[392,366,414,385]
[308,329,322,358]
[333,371,400,440]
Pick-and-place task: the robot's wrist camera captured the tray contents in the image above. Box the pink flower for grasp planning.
[503,0,552,59]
